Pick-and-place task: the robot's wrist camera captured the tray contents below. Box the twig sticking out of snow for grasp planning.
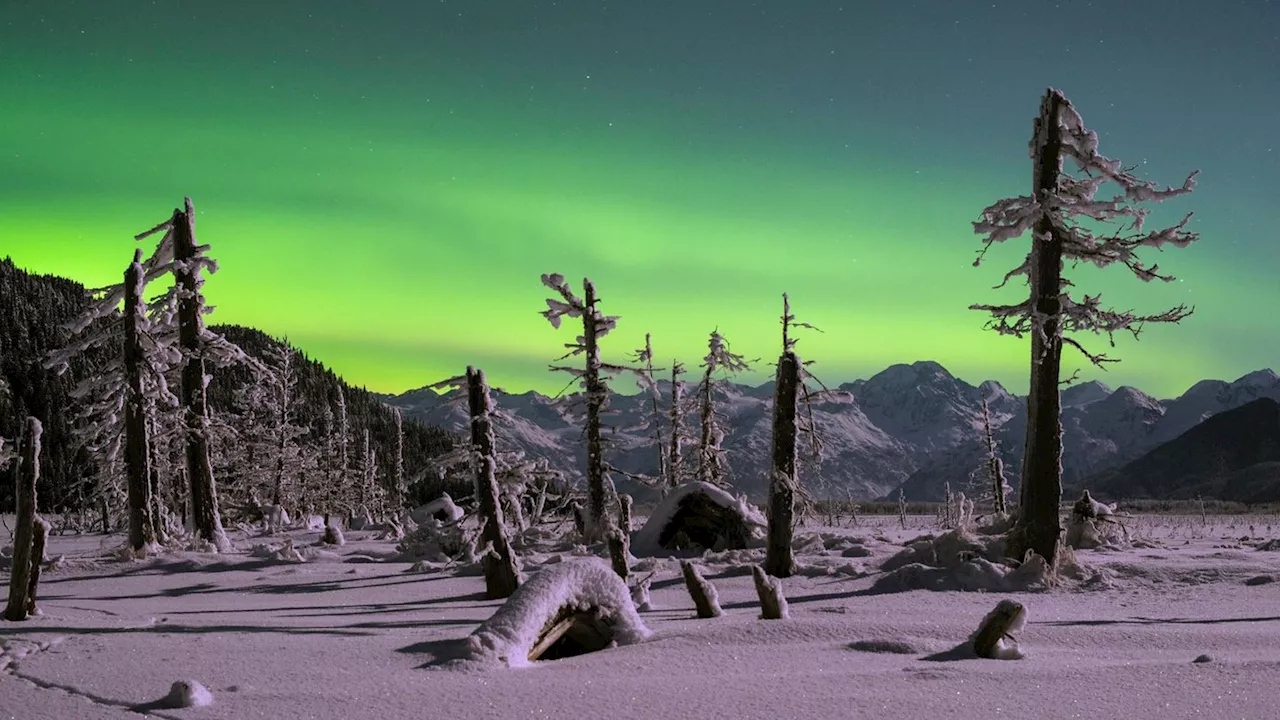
[680,561,723,619]
[971,599,1027,660]
[751,565,790,620]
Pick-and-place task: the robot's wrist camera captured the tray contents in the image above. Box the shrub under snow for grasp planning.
[466,557,651,667]
[631,481,766,556]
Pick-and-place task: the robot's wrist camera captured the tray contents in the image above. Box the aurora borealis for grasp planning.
[2,1,1277,398]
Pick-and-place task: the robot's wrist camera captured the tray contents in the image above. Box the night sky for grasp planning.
[2,1,1277,398]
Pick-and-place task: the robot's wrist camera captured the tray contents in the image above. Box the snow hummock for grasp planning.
[466,557,651,667]
[631,482,767,556]
[165,679,214,708]
[411,493,465,526]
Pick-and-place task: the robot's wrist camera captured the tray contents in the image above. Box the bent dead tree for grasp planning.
[971,88,1198,565]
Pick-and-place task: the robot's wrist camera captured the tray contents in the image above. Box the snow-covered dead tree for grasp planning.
[465,366,521,599]
[539,273,624,542]
[971,88,1198,566]
[667,361,688,490]
[979,397,1010,516]
[336,387,349,513]
[392,407,406,510]
[4,418,44,621]
[696,331,751,488]
[265,343,308,508]
[171,198,231,551]
[359,427,376,516]
[122,251,158,552]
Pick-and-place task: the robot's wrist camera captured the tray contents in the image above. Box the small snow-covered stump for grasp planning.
[321,523,345,546]
[607,526,630,581]
[466,557,650,666]
[751,565,789,620]
[632,482,766,556]
[972,599,1027,660]
[680,561,723,619]
[265,504,290,534]
[631,573,654,611]
[1066,490,1127,549]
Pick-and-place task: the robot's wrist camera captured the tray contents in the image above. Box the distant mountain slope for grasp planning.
[1085,398,1280,503]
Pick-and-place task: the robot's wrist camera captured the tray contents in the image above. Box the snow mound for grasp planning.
[165,679,213,708]
[631,482,766,556]
[411,493,465,526]
[466,557,651,667]
[881,529,1002,572]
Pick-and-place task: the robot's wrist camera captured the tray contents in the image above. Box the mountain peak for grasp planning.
[1062,380,1112,408]
[1235,368,1279,387]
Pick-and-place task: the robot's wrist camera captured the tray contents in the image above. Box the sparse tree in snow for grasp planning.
[667,361,689,490]
[627,334,667,490]
[539,273,627,542]
[977,397,1011,516]
[392,407,406,511]
[971,88,1198,565]
[696,330,751,488]
[265,343,308,508]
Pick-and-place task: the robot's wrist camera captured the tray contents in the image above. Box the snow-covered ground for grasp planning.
[3,514,1280,719]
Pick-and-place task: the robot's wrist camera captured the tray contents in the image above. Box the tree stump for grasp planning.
[680,561,723,619]
[751,565,789,620]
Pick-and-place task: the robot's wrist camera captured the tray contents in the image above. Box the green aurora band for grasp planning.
[1,3,1274,399]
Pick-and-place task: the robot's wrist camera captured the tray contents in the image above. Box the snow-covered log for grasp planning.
[466,558,650,666]
[971,599,1027,660]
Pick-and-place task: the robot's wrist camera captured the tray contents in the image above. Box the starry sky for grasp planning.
[2,1,1277,399]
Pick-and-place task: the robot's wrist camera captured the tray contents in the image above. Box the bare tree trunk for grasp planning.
[467,366,520,599]
[4,418,41,621]
[146,404,168,544]
[608,493,632,580]
[1011,90,1066,566]
[271,350,291,506]
[582,279,608,542]
[393,407,405,510]
[25,518,49,617]
[751,565,789,620]
[172,198,229,552]
[123,251,157,553]
[680,561,723,619]
[765,350,799,578]
[981,397,1006,515]
[698,366,717,485]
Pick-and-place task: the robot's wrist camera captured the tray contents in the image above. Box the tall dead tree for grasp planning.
[4,418,44,621]
[972,88,1198,565]
[765,295,801,578]
[697,331,751,488]
[122,250,158,552]
[466,366,521,599]
[392,407,406,510]
[172,198,230,551]
[667,361,687,490]
[540,273,623,542]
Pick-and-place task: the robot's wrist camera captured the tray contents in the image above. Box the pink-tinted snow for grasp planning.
[3,515,1280,719]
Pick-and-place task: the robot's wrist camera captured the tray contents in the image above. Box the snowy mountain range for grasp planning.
[384,362,1280,503]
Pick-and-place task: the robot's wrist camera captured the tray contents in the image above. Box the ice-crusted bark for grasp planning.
[540,274,624,543]
[172,198,230,552]
[970,89,1198,566]
[467,366,521,600]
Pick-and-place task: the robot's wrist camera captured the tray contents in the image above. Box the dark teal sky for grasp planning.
[1,1,1276,397]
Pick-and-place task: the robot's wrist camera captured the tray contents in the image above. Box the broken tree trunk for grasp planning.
[618,493,633,532]
[1011,90,1067,567]
[680,560,723,619]
[123,249,157,553]
[172,198,229,552]
[4,417,42,621]
[667,362,685,491]
[751,564,790,620]
[467,366,520,600]
[765,349,800,578]
[25,518,50,617]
